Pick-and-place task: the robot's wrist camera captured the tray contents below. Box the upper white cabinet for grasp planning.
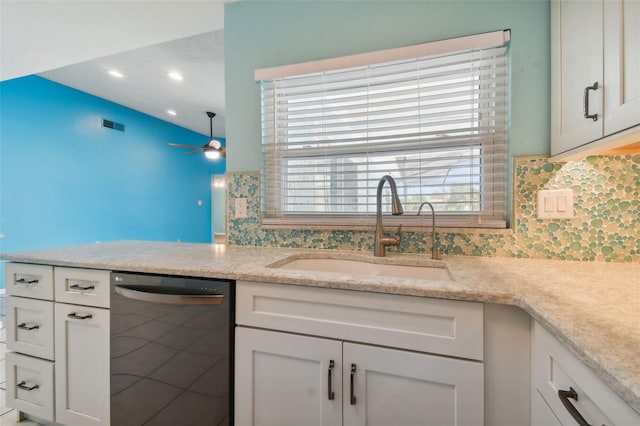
[551,0,640,158]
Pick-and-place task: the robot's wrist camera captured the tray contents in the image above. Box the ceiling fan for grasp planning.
[169,111,226,159]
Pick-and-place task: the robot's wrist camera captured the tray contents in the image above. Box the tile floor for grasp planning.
[0,293,39,426]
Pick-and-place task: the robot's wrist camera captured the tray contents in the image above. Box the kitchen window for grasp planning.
[257,30,510,228]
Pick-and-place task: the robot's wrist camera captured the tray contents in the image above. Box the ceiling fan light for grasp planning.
[207,139,222,149]
[205,150,221,160]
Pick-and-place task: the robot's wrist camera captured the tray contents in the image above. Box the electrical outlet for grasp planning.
[235,198,248,219]
[537,189,574,219]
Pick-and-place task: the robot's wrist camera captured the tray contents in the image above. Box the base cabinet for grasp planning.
[236,327,483,426]
[54,303,110,426]
[343,342,483,426]
[531,321,640,426]
[4,263,110,426]
[235,327,342,426]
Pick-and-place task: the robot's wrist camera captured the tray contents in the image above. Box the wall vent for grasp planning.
[102,118,125,132]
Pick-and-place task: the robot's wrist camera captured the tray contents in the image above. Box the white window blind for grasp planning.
[258,30,510,228]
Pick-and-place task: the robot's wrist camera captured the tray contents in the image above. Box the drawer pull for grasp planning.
[350,363,357,405]
[17,381,39,391]
[328,360,335,401]
[69,283,95,291]
[17,322,40,331]
[16,278,39,285]
[67,312,93,320]
[558,387,603,426]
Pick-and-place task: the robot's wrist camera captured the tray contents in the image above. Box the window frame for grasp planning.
[257,30,511,229]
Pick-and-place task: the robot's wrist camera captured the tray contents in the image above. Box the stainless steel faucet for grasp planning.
[374,175,403,257]
[417,201,442,260]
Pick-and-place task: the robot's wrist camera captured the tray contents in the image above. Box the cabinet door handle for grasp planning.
[16,278,39,285]
[67,312,93,320]
[17,322,40,331]
[558,387,602,426]
[328,360,335,400]
[17,381,39,391]
[583,82,599,121]
[350,363,357,405]
[69,283,95,291]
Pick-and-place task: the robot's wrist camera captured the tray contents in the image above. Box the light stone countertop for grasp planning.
[1,240,639,413]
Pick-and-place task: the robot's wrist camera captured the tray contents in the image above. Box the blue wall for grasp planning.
[225,0,550,172]
[0,76,225,276]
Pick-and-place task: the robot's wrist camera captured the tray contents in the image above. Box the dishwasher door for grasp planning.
[110,272,234,426]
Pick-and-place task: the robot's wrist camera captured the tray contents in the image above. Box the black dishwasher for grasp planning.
[110,272,234,426]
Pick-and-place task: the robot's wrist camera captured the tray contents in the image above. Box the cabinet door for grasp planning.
[604,0,640,134]
[531,389,562,426]
[235,327,342,426]
[551,0,604,155]
[55,303,110,426]
[343,343,484,426]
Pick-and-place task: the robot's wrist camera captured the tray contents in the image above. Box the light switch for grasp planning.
[544,197,554,212]
[537,189,574,219]
[557,196,567,212]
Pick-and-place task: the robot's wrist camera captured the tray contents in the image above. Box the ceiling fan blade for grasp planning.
[169,143,203,149]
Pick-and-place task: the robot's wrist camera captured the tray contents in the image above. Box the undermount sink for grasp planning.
[272,257,452,281]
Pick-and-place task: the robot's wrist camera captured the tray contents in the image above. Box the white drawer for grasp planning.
[5,263,54,301]
[5,352,55,422]
[532,321,640,426]
[54,267,110,308]
[237,281,484,360]
[6,297,54,360]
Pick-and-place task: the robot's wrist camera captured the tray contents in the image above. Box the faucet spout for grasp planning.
[417,201,441,260]
[374,175,404,257]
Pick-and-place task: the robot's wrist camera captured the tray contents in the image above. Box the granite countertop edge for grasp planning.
[1,241,638,413]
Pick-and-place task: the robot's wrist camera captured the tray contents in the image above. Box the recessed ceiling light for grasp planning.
[167,109,177,116]
[168,71,183,81]
[108,70,124,78]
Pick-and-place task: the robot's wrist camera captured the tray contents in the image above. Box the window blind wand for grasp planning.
[374,175,404,257]
[417,201,442,260]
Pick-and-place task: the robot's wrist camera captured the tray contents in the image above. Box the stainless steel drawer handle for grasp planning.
[17,322,40,331]
[68,312,93,320]
[558,387,604,426]
[70,283,95,291]
[16,278,39,284]
[114,285,224,306]
[350,363,357,405]
[17,381,39,391]
[328,360,335,401]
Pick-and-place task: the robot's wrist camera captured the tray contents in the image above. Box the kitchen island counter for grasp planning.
[2,240,638,413]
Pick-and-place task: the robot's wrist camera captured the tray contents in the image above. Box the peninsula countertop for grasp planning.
[1,240,638,413]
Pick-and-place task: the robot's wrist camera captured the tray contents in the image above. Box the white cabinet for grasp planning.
[236,327,483,426]
[235,281,484,426]
[55,303,110,426]
[551,0,640,158]
[531,321,640,426]
[235,327,342,426]
[4,262,111,426]
[5,352,55,421]
[343,342,483,426]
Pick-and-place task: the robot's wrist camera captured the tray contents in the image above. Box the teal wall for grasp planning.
[0,76,225,273]
[225,0,550,172]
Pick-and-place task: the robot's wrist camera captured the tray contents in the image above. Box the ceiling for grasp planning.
[0,0,227,137]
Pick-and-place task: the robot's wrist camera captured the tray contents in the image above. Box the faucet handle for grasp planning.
[395,224,403,247]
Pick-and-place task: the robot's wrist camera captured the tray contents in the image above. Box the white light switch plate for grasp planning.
[537,189,574,219]
[235,198,248,219]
